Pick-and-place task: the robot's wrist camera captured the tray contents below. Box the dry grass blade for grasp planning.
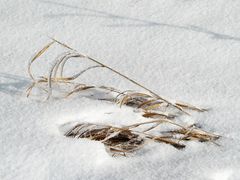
[137,99,161,108]
[167,127,220,142]
[124,118,186,129]
[175,101,208,112]
[65,84,96,97]
[117,92,151,107]
[28,41,55,80]
[50,37,75,51]
[143,103,163,111]
[153,137,186,149]
[142,112,175,119]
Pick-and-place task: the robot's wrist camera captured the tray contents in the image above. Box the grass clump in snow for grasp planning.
[64,120,219,156]
[27,38,220,156]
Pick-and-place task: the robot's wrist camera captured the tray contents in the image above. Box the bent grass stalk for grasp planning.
[28,38,205,113]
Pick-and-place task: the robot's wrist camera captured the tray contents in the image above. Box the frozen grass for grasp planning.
[64,120,219,156]
[27,39,220,156]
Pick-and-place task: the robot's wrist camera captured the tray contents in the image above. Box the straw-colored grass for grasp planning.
[27,38,220,157]
[27,38,205,113]
[64,119,219,156]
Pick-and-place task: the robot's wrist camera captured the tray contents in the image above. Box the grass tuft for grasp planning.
[64,120,219,156]
[27,38,220,157]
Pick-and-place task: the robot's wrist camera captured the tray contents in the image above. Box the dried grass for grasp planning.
[27,38,205,114]
[64,119,219,156]
[27,38,220,157]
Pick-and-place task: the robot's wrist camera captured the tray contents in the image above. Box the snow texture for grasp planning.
[1,0,240,179]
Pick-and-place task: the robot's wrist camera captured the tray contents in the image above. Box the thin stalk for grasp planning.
[50,38,186,113]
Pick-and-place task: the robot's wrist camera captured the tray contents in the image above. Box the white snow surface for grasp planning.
[1,0,240,179]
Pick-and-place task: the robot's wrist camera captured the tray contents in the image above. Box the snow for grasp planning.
[1,0,240,179]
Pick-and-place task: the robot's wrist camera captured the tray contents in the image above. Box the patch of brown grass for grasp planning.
[64,120,219,156]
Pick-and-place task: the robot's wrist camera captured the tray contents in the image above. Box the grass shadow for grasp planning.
[40,0,240,42]
[0,73,29,95]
